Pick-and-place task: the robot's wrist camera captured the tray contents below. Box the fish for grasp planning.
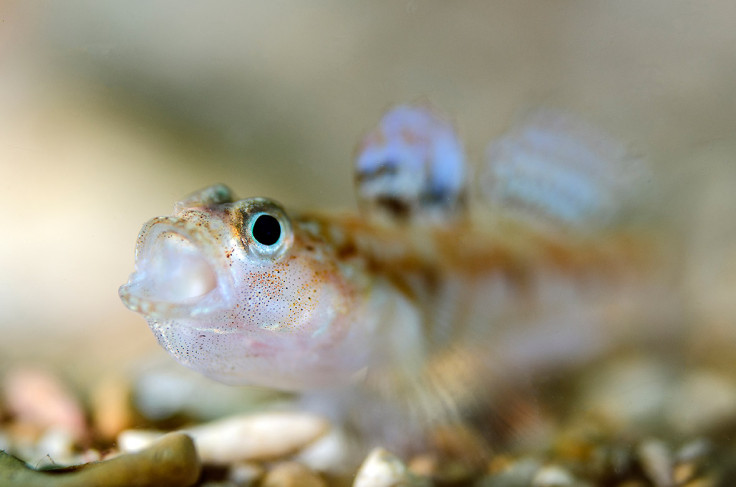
[119,104,678,452]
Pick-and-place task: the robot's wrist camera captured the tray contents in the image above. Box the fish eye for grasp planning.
[236,198,293,260]
[251,214,281,246]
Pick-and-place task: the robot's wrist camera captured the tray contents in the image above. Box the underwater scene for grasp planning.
[2,2,736,486]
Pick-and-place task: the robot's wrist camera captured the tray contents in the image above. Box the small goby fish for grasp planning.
[120,105,673,447]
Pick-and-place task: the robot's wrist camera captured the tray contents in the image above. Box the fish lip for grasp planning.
[119,216,234,320]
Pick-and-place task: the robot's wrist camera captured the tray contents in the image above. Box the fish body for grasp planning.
[120,105,674,448]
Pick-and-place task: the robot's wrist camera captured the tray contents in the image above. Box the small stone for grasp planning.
[118,411,329,464]
[3,367,88,442]
[407,453,476,484]
[487,454,516,474]
[579,358,672,430]
[33,427,76,466]
[673,462,697,485]
[637,439,673,487]
[0,432,200,487]
[667,370,736,435]
[532,465,576,486]
[681,476,717,487]
[353,448,430,487]
[477,457,542,487]
[672,439,711,485]
[117,429,166,453]
[430,424,488,460]
[395,424,486,484]
[91,377,136,441]
[676,439,711,463]
[261,461,326,487]
[188,412,329,464]
[407,454,436,477]
[0,430,11,452]
[228,461,265,486]
[76,448,103,464]
[294,427,356,474]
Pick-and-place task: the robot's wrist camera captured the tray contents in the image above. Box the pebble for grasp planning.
[407,453,477,485]
[0,432,200,487]
[294,427,356,474]
[0,430,9,452]
[227,461,265,486]
[579,357,672,430]
[477,457,543,487]
[261,461,327,487]
[673,440,711,485]
[531,465,578,486]
[666,369,736,435]
[673,462,697,485]
[3,367,88,442]
[117,429,168,453]
[2,350,734,486]
[118,411,329,464]
[637,439,673,487]
[676,439,711,463]
[352,448,430,487]
[90,377,137,441]
[190,412,329,464]
[33,427,77,467]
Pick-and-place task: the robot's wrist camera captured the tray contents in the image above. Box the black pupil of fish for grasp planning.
[252,214,281,246]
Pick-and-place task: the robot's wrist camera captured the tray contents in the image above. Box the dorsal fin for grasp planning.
[354,104,467,223]
[174,184,234,213]
[480,110,647,231]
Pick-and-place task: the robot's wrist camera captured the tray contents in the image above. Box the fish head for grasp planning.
[120,185,367,390]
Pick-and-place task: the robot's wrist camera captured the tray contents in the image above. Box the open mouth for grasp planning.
[119,217,230,319]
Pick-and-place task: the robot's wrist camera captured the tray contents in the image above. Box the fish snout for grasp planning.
[119,216,230,319]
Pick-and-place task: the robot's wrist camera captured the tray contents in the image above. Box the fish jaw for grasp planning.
[119,213,236,321]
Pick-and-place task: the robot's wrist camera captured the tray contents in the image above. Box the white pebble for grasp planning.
[118,412,328,465]
[188,412,329,464]
[295,427,356,474]
[4,367,88,441]
[262,461,326,487]
[638,439,673,487]
[532,465,576,486]
[667,370,736,434]
[580,358,672,427]
[228,461,265,485]
[0,430,10,451]
[118,429,166,453]
[119,412,329,465]
[35,427,76,465]
[353,448,429,487]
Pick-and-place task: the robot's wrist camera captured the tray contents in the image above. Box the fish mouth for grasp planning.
[119,216,232,319]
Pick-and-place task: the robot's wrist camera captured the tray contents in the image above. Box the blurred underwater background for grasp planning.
[1,1,736,468]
